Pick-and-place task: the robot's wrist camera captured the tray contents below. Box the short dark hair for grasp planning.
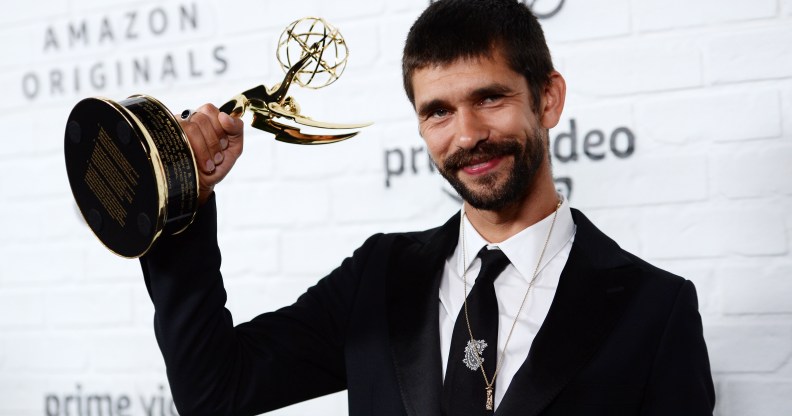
[402,0,554,113]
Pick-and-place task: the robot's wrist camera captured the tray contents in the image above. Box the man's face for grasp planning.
[411,54,547,211]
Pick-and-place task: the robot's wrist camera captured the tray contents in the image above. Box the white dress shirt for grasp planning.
[438,195,576,409]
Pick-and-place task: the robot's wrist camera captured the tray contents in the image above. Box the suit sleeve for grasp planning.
[640,280,716,415]
[139,194,381,416]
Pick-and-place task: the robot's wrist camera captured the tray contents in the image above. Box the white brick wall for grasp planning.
[1,1,790,415]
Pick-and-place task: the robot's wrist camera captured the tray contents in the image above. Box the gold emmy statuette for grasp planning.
[64,17,369,258]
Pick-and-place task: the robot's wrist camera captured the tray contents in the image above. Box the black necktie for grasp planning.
[442,247,511,416]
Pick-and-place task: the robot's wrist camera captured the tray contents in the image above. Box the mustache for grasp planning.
[442,140,522,171]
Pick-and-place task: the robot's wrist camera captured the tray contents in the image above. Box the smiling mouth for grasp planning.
[443,139,522,175]
[461,157,504,175]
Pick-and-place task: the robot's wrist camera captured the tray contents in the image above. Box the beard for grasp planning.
[437,128,547,211]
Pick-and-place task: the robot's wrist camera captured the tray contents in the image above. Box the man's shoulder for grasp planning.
[621,249,687,288]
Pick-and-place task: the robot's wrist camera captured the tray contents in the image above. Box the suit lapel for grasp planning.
[387,213,460,416]
[496,209,640,416]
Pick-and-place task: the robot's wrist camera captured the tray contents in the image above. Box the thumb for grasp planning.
[219,112,244,141]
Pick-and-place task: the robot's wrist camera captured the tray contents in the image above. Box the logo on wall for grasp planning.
[428,0,565,19]
[21,2,228,101]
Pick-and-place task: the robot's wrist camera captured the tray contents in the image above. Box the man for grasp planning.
[141,1,715,415]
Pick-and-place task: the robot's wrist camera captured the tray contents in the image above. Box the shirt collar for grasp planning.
[456,194,576,283]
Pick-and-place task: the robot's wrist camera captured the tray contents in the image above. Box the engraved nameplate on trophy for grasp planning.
[64,18,369,258]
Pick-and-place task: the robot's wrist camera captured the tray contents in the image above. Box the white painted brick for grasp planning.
[320,0,387,22]
[562,38,701,96]
[0,155,72,200]
[223,180,331,227]
[713,143,792,199]
[0,25,38,70]
[380,14,419,65]
[82,242,149,281]
[45,285,134,326]
[706,25,792,84]
[89,330,164,373]
[1,242,84,284]
[221,128,277,183]
[721,262,792,315]
[634,0,778,32]
[719,379,792,416]
[272,135,369,180]
[577,208,642,257]
[0,111,38,157]
[37,107,73,154]
[281,228,370,275]
[707,324,792,373]
[333,20,380,71]
[634,90,782,144]
[0,199,87,246]
[0,70,33,113]
[217,228,280,277]
[560,153,708,209]
[388,0,428,14]
[4,333,90,373]
[0,290,45,328]
[542,0,630,43]
[0,376,54,416]
[214,0,323,36]
[783,86,792,138]
[641,204,787,259]
[331,173,450,223]
[0,0,67,25]
[331,67,415,124]
[72,0,143,12]
[781,356,792,377]
[215,32,276,83]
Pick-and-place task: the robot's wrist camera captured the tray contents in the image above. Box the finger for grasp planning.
[180,120,215,174]
[218,112,244,154]
[190,112,224,168]
[196,104,228,150]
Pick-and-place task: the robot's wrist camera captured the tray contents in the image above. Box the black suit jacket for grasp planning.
[140,196,715,415]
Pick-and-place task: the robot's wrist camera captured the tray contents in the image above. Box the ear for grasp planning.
[539,71,566,129]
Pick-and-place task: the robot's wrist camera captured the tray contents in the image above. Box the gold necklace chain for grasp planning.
[460,199,561,410]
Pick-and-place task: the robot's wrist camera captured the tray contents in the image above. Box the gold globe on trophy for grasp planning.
[64,17,370,258]
[277,17,348,89]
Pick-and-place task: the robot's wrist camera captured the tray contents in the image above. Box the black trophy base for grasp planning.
[64,95,199,258]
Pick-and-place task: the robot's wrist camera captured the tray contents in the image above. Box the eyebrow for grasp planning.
[416,83,515,117]
[470,83,514,101]
[417,98,449,118]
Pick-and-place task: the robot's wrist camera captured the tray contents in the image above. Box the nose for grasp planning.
[455,108,488,149]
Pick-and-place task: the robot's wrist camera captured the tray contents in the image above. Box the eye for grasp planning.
[422,107,450,120]
[431,108,450,118]
[480,95,503,105]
